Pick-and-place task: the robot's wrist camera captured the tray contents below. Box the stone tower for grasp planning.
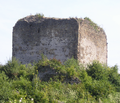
[12,15,107,64]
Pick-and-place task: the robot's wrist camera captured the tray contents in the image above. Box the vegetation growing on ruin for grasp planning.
[84,17,101,31]
[0,56,120,103]
[35,13,44,19]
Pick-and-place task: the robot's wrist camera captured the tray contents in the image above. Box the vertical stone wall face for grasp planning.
[13,16,78,64]
[78,19,107,64]
[12,15,107,64]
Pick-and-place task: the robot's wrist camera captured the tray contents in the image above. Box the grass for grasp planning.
[84,17,102,32]
[0,56,120,103]
[35,13,44,19]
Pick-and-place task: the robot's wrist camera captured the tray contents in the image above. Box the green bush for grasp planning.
[0,72,12,101]
[108,65,120,91]
[1,58,21,79]
[64,57,84,73]
[87,61,109,81]
[88,80,115,99]
[35,13,44,19]
[0,57,119,102]
[107,92,120,103]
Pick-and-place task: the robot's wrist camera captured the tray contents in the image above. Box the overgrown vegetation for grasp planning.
[35,13,44,19]
[84,17,101,31]
[0,56,120,103]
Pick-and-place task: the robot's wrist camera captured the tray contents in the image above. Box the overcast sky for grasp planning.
[0,0,120,72]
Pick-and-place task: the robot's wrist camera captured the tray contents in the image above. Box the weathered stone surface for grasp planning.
[12,15,107,64]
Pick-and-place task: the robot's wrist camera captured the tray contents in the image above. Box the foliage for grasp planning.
[0,72,12,101]
[0,56,120,102]
[64,57,84,72]
[84,17,101,31]
[108,65,120,92]
[35,13,44,19]
[86,61,109,81]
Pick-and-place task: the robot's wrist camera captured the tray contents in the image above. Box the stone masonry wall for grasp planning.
[77,19,107,64]
[13,16,78,64]
[12,15,107,64]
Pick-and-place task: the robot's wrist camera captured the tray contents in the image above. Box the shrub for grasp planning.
[2,58,21,79]
[49,58,62,67]
[87,61,109,81]
[87,80,115,99]
[0,72,12,101]
[66,66,77,77]
[108,65,120,91]
[107,92,120,103]
[0,57,119,102]
[35,13,44,19]
[64,57,84,72]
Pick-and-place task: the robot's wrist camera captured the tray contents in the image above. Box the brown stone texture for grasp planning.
[77,19,107,64]
[12,15,107,64]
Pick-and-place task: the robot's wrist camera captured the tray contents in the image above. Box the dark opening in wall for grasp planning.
[29,24,32,27]
[38,28,40,33]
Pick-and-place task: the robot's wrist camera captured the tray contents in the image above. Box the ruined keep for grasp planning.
[12,15,107,64]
